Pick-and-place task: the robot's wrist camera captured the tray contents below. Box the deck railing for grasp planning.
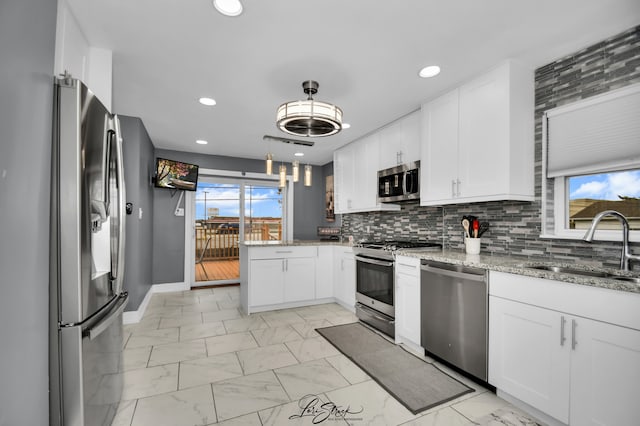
[195,223,282,261]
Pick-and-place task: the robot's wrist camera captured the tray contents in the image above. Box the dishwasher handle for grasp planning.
[421,263,486,282]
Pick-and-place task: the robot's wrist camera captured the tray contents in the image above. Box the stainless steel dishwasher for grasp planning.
[420,260,488,381]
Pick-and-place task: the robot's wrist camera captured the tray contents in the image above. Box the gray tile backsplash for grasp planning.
[341,25,640,271]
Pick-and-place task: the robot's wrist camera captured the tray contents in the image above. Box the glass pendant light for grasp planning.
[279,164,287,188]
[304,164,312,187]
[265,153,273,175]
[292,160,300,183]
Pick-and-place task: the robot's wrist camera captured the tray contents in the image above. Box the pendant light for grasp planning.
[277,80,342,137]
[279,164,287,188]
[292,160,300,183]
[265,152,273,175]
[304,164,312,187]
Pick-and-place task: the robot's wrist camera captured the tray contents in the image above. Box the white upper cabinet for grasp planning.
[420,60,534,206]
[334,133,400,214]
[378,110,421,170]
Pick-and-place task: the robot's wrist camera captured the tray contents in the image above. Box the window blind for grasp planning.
[545,83,640,178]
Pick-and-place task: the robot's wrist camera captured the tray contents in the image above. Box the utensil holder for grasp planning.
[465,238,481,255]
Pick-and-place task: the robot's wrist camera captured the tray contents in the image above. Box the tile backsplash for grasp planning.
[341,25,640,271]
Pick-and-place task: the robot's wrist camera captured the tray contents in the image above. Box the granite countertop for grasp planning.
[242,240,351,247]
[398,248,640,294]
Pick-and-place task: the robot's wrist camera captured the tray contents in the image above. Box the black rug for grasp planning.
[316,322,474,414]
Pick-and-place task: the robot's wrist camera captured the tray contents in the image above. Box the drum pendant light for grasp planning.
[276,80,342,137]
[304,164,312,187]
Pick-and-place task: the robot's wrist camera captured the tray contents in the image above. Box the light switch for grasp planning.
[138,207,143,219]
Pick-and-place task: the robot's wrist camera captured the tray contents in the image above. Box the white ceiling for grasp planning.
[67,0,640,165]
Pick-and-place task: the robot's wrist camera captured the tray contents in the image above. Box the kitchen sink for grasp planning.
[528,265,613,278]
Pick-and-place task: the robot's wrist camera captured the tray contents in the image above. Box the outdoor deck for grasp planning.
[196,259,240,282]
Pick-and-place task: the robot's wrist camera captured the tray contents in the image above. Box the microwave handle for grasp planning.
[404,171,412,194]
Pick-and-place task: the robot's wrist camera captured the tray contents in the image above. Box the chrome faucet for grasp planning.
[583,210,640,271]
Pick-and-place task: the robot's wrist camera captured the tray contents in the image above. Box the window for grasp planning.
[542,83,640,241]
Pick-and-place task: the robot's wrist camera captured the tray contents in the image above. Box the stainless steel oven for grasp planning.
[353,241,441,338]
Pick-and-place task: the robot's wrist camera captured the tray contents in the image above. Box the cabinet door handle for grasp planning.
[282,260,285,272]
[560,316,566,346]
[451,180,456,197]
[571,319,577,350]
[276,250,293,253]
[456,179,461,197]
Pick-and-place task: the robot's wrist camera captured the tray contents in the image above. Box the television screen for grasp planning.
[154,158,199,191]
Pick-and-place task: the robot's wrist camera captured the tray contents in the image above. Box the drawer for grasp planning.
[249,245,318,260]
[395,255,420,275]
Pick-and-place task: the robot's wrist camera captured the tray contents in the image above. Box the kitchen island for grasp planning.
[239,241,354,315]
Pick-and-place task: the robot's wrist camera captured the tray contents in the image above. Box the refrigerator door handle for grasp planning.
[110,115,126,294]
[87,293,128,341]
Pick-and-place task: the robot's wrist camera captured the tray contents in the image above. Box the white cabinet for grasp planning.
[378,110,421,169]
[247,246,317,309]
[420,60,534,206]
[394,256,421,349]
[333,247,355,309]
[489,271,640,426]
[334,133,400,214]
[315,246,334,299]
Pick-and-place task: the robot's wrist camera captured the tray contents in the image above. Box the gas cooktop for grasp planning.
[355,240,442,251]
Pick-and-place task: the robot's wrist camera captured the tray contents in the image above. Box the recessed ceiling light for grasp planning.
[196,140,208,145]
[212,0,243,17]
[419,65,441,78]
[199,97,216,106]
[294,152,304,157]
[342,123,351,129]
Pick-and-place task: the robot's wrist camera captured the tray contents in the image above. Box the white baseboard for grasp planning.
[122,282,187,324]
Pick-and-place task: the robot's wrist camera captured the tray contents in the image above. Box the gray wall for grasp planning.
[342,25,640,271]
[120,116,155,308]
[152,149,332,284]
[0,0,57,424]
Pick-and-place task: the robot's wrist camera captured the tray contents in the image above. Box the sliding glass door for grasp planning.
[193,177,283,285]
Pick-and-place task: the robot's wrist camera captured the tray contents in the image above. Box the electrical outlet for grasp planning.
[175,208,184,217]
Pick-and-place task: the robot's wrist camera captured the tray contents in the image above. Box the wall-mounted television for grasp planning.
[154,158,199,191]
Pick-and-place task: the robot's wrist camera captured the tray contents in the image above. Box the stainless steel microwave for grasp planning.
[377,161,420,203]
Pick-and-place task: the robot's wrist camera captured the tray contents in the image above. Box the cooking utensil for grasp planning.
[473,219,479,238]
[461,218,470,238]
[478,222,490,238]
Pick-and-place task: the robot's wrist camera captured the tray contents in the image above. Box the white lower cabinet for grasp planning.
[333,247,355,309]
[395,255,421,347]
[315,246,334,299]
[489,271,640,426]
[248,246,317,308]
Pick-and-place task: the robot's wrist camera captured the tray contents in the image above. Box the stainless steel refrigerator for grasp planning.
[49,75,128,426]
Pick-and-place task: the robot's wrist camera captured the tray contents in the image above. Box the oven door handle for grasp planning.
[354,255,394,268]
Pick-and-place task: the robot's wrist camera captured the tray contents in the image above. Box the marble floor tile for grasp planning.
[205,332,259,356]
[327,312,359,326]
[291,319,332,338]
[179,352,243,390]
[451,392,517,421]
[285,336,341,362]
[212,371,290,421]
[472,406,543,426]
[401,406,474,426]
[143,305,184,318]
[110,399,137,426]
[179,321,227,341]
[250,324,303,346]
[189,288,214,295]
[236,343,299,375]
[163,296,200,307]
[125,327,179,349]
[120,346,151,372]
[124,317,160,334]
[325,354,370,384]
[325,380,418,425]
[158,313,203,329]
[260,310,306,327]
[182,301,221,314]
[223,316,269,334]
[199,292,233,303]
[294,306,335,321]
[131,385,216,426]
[274,358,350,400]
[217,298,241,309]
[203,308,243,323]
[112,363,179,401]
[215,412,262,426]
[148,339,207,367]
